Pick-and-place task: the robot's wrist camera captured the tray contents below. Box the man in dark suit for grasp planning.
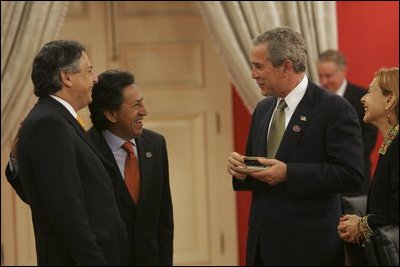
[88,69,174,265]
[317,49,378,196]
[227,27,364,265]
[15,40,129,265]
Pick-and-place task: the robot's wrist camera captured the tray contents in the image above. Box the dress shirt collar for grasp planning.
[335,79,347,97]
[277,74,308,112]
[102,129,137,152]
[50,95,77,119]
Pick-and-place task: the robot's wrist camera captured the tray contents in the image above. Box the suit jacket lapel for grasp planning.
[89,128,137,210]
[135,134,154,207]
[43,97,123,202]
[276,84,314,161]
[43,97,109,165]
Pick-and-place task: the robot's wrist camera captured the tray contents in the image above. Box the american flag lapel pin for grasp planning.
[300,116,307,122]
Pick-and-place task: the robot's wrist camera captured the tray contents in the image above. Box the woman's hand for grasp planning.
[337,214,361,243]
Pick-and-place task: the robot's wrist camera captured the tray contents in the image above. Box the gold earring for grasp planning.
[387,113,393,124]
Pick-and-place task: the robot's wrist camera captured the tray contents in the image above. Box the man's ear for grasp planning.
[60,71,73,87]
[103,110,117,123]
[282,60,293,75]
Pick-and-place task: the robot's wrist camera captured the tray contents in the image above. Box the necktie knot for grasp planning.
[122,142,135,157]
[277,99,287,111]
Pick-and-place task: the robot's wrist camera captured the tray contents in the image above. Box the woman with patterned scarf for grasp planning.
[338,67,399,264]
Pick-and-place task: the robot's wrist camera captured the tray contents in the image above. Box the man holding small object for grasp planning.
[227,27,364,265]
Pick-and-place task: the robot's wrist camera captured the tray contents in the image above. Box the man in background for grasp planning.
[88,69,174,265]
[317,49,378,196]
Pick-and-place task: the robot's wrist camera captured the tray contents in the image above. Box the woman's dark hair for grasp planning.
[31,40,86,97]
[89,70,135,130]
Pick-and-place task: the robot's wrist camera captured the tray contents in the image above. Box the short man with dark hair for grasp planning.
[88,69,174,265]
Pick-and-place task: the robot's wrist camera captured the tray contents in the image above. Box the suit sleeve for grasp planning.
[286,99,364,195]
[158,136,174,265]
[5,158,29,204]
[28,118,107,265]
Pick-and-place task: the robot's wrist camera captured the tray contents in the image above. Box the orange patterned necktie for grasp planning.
[121,141,140,204]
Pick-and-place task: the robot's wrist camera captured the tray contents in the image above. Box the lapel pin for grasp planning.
[300,116,307,121]
[145,152,152,158]
[292,125,302,132]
